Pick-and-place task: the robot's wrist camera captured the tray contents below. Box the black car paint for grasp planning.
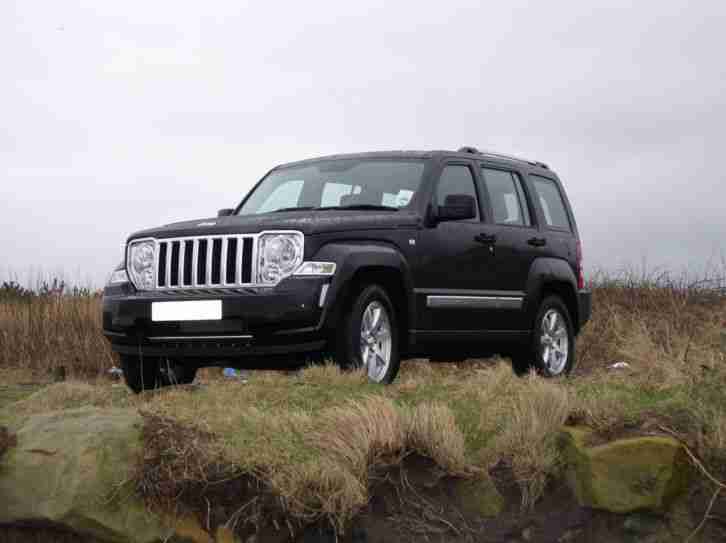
[103,150,592,366]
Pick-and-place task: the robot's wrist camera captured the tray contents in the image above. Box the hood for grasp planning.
[128,209,421,241]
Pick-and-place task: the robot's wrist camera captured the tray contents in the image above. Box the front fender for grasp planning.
[312,241,415,332]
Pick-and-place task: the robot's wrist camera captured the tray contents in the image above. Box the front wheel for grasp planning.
[120,356,198,393]
[512,295,575,377]
[120,355,162,393]
[335,284,401,384]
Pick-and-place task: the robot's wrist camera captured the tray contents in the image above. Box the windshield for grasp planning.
[237,158,426,215]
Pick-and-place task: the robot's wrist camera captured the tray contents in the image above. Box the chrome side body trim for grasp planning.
[426,295,523,310]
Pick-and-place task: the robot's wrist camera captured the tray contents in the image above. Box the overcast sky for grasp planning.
[2,0,725,287]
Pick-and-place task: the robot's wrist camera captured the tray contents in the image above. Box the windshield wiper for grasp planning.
[270,206,318,213]
[318,204,399,212]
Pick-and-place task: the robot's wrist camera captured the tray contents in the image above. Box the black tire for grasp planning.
[511,295,575,377]
[120,356,198,393]
[159,359,198,386]
[120,355,162,393]
[335,284,401,384]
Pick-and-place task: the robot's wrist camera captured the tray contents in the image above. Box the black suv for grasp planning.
[103,147,591,392]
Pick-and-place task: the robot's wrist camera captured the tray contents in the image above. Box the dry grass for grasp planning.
[0,295,115,378]
[1,273,725,530]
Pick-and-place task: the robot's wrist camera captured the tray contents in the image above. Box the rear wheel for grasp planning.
[511,295,575,377]
[335,284,401,384]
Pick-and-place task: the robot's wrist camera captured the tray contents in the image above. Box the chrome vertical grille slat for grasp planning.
[235,236,242,285]
[179,240,186,286]
[205,239,213,285]
[220,237,228,286]
[191,239,199,287]
[165,241,172,288]
[154,234,260,290]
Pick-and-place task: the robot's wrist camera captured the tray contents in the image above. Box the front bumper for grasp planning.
[102,276,331,362]
[577,289,592,331]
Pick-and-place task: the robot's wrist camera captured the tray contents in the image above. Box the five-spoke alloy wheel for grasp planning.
[337,284,401,384]
[512,295,575,377]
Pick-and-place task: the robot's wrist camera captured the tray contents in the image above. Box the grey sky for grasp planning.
[2,0,725,287]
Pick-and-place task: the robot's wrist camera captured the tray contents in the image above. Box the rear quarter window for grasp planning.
[531,175,571,230]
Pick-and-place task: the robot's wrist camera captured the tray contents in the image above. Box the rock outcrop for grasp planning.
[560,427,692,513]
[0,407,233,543]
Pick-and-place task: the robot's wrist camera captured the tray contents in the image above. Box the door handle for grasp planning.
[527,237,547,247]
[475,233,497,245]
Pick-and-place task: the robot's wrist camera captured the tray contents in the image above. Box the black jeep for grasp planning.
[103,147,591,392]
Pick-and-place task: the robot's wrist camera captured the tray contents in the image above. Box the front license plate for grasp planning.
[151,300,222,322]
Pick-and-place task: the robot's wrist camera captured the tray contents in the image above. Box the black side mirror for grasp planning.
[437,194,476,222]
[217,208,234,217]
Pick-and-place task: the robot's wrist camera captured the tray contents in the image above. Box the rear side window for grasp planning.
[531,175,571,230]
[480,168,531,226]
[436,165,479,221]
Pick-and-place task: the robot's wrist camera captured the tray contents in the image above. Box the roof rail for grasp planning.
[455,146,549,169]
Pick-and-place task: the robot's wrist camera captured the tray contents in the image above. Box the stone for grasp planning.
[560,427,692,513]
[0,407,228,543]
[623,512,664,535]
[450,472,505,518]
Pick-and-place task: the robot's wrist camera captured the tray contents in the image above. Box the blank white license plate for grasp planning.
[151,300,222,322]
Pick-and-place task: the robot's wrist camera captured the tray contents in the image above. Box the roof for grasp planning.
[275,147,550,171]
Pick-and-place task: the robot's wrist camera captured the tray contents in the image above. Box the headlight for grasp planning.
[127,239,156,290]
[257,232,304,285]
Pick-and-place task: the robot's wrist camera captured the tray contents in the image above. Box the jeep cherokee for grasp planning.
[103,147,592,392]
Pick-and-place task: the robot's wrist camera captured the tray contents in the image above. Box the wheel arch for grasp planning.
[524,257,581,334]
[314,242,415,354]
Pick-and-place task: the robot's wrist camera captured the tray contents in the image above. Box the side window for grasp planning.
[480,168,531,226]
[436,165,479,221]
[531,175,571,230]
[257,179,304,213]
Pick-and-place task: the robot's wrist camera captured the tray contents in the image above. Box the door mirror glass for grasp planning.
[217,208,234,217]
[437,194,476,222]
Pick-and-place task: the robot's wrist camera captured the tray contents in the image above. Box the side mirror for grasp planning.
[437,194,476,222]
[217,208,234,217]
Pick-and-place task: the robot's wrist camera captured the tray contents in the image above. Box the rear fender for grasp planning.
[524,257,579,330]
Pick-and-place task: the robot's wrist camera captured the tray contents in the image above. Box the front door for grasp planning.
[415,161,493,331]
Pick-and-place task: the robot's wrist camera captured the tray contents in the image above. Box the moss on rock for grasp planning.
[450,472,505,518]
[560,426,692,513]
[0,407,230,543]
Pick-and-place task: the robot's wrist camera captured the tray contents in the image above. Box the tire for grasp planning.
[512,295,575,377]
[159,359,198,386]
[335,284,401,384]
[120,355,162,393]
[120,356,198,393]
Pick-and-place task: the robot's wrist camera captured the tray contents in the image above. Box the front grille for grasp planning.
[156,235,256,290]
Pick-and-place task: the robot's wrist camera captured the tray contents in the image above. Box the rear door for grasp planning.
[473,164,543,330]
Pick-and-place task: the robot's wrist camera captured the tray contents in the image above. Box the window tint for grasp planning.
[531,175,571,230]
[436,165,479,221]
[480,168,531,226]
